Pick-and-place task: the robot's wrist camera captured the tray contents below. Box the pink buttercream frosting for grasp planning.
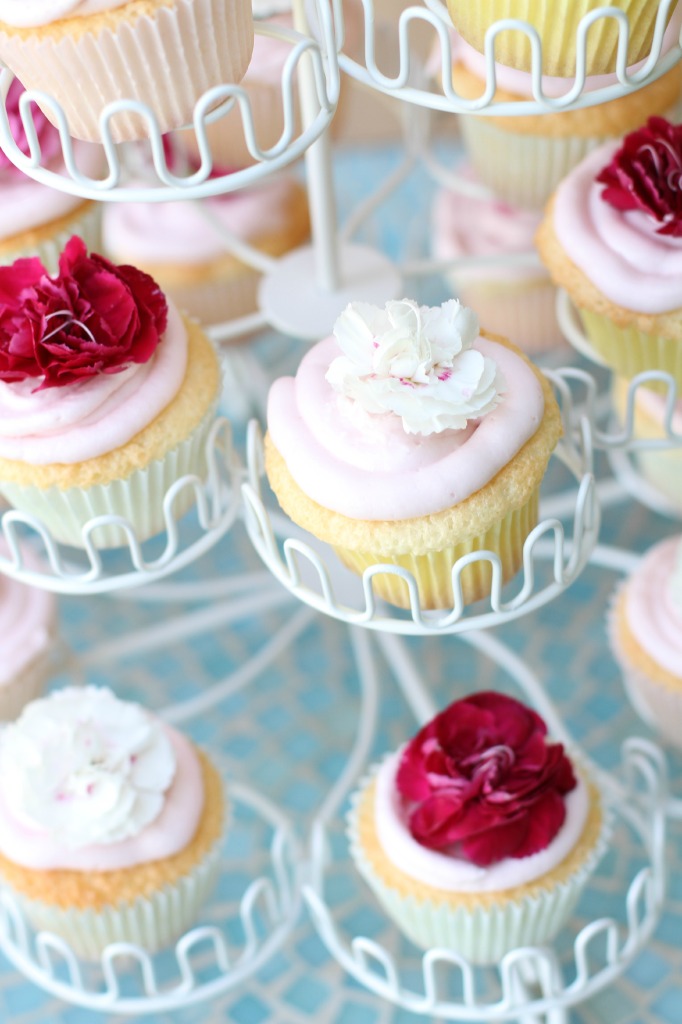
[246,13,294,86]
[267,334,544,520]
[0,718,204,871]
[373,750,590,893]
[624,535,682,677]
[0,541,55,687]
[0,0,128,28]
[553,141,682,313]
[102,175,300,266]
[0,300,187,465]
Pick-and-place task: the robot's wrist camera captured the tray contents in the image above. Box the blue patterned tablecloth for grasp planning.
[2,143,681,1024]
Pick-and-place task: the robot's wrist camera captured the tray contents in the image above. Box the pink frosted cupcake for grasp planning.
[609,535,682,750]
[0,542,56,720]
[102,173,310,328]
[0,686,226,958]
[0,0,254,143]
[0,79,101,272]
[432,169,566,355]
[348,692,608,962]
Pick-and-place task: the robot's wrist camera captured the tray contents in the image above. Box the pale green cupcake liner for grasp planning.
[0,201,101,276]
[0,400,218,549]
[347,761,611,965]
[579,308,682,393]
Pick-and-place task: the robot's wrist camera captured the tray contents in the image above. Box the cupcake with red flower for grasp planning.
[537,117,682,390]
[0,236,221,548]
[348,692,608,962]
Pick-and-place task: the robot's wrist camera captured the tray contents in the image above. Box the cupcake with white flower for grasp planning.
[0,687,226,958]
[265,298,562,609]
[348,692,609,962]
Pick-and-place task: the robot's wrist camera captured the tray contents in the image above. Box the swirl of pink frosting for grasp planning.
[432,168,544,283]
[553,141,682,313]
[102,176,299,266]
[450,6,682,98]
[0,541,55,687]
[624,535,682,676]
[372,750,589,893]
[267,335,544,520]
[0,141,101,241]
[0,0,128,28]
[0,300,187,465]
[0,722,204,871]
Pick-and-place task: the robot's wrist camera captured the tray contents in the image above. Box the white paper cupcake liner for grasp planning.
[452,277,566,356]
[0,400,218,550]
[607,587,682,751]
[0,0,254,143]
[347,762,611,965]
[0,201,101,276]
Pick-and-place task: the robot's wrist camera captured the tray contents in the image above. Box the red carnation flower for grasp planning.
[0,236,168,390]
[396,692,577,867]
[597,116,682,237]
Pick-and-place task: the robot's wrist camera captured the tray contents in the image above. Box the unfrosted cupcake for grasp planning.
[0,686,226,958]
[445,0,676,77]
[102,174,310,329]
[609,534,682,748]
[0,79,101,273]
[537,118,682,391]
[0,0,254,143]
[446,24,682,210]
[348,691,608,962]
[265,298,563,610]
[0,542,56,720]
[0,237,221,548]
[432,169,566,354]
[612,376,682,509]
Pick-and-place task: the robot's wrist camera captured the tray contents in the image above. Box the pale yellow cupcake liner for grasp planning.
[445,0,667,76]
[459,118,611,210]
[0,0,254,143]
[0,401,218,550]
[162,266,261,330]
[0,201,101,276]
[9,823,223,961]
[607,587,682,750]
[347,765,611,965]
[333,487,540,610]
[452,278,565,356]
[579,308,682,393]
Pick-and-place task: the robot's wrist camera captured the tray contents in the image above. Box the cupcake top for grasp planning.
[432,167,544,283]
[0,541,55,688]
[373,691,588,893]
[0,686,205,871]
[102,175,304,267]
[0,80,101,241]
[0,237,187,465]
[622,535,682,676]
[267,298,546,520]
[0,0,128,28]
[551,117,682,314]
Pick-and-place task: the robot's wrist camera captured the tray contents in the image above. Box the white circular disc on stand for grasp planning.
[258,243,403,339]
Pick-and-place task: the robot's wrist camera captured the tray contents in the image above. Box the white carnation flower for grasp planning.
[327,299,504,435]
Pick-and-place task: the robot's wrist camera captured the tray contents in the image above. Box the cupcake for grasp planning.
[0,541,56,720]
[609,534,682,748]
[537,118,682,392]
[348,691,608,963]
[0,686,226,958]
[612,375,682,509]
[102,174,310,329]
[0,79,101,273]
[0,237,221,549]
[265,298,563,611]
[445,24,682,210]
[432,169,566,355]
[445,0,677,77]
[0,0,254,143]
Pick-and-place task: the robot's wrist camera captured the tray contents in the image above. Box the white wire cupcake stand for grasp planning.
[0,1,679,1020]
